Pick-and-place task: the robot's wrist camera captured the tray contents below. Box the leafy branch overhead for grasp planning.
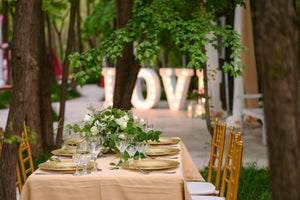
[69,0,247,86]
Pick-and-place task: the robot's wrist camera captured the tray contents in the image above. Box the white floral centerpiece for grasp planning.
[65,106,162,160]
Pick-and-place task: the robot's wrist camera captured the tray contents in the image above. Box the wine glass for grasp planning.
[72,153,82,176]
[115,134,129,163]
[126,144,137,166]
[139,118,148,131]
[136,142,145,161]
[146,122,153,132]
[89,137,103,172]
[80,153,91,175]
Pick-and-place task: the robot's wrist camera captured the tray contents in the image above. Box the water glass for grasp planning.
[136,142,145,161]
[115,134,129,162]
[80,153,91,175]
[126,144,137,166]
[72,153,82,176]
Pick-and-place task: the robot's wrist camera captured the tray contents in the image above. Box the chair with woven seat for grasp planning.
[187,118,227,195]
[191,137,244,200]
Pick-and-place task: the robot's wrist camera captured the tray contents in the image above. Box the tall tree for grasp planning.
[114,0,140,110]
[70,1,83,90]
[56,0,78,147]
[2,0,12,84]
[39,4,54,148]
[0,0,33,199]
[255,0,300,199]
[26,0,43,155]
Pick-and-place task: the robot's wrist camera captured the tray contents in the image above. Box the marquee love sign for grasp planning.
[101,68,203,111]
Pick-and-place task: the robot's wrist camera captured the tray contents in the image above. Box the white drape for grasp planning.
[226,5,244,126]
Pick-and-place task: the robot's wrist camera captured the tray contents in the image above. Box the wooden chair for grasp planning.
[190,139,244,200]
[220,127,241,197]
[18,124,35,184]
[187,118,227,195]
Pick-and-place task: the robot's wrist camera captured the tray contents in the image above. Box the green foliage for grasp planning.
[1,123,36,145]
[70,0,246,86]
[50,82,81,102]
[0,91,11,109]
[42,0,68,19]
[201,162,271,199]
[82,0,115,41]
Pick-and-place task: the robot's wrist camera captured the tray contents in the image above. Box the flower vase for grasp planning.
[187,100,197,118]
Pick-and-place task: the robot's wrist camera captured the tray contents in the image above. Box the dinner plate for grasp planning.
[38,160,94,171]
[64,138,85,146]
[121,159,179,170]
[51,148,77,157]
[145,146,180,156]
[148,137,180,145]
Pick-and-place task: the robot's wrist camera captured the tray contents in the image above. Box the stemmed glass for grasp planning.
[89,137,103,172]
[139,118,148,131]
[115,134,129,163]
[72,153,82,176]
[146,122,153,132]
[136,142,145,161]
[80,153,91,175]
[126,144,137,166]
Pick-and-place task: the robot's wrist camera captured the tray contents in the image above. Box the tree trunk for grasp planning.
[56,0,78,148]
[39,7,54,148]
[255,0,300,199]
[0,0,33,199]
[202,64,213,136]
[27,0,44,156]
[71,3,83,91]
[113,0,140,110]
[2,0,12,84]
[45,13,56,85]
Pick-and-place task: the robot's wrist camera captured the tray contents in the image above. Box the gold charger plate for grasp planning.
[51,148,77,157]
[38,160,94,171]
[121,159,179,170]
[148,137,180,145]
[64,138,85,146]
[146,146,180,156]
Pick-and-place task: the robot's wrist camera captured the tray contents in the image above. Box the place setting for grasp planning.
[37,136,104,176]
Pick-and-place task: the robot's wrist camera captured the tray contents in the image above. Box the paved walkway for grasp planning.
[0,84,269,170]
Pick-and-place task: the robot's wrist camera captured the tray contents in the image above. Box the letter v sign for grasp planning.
[159,68,194,111]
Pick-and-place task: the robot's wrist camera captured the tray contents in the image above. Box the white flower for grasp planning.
[84,114,91,123]
[95,120,101,126]
[118,133,126,140]
[123,114,129,122]
[90,126,99,136]
[115,117,127,130]
[120,122,127,130]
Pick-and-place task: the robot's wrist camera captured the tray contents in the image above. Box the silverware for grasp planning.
[146,156,179,160]
[137,168,176,175]
[35,172,73,175]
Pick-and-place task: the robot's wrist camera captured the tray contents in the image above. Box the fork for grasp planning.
[137,168,176,175]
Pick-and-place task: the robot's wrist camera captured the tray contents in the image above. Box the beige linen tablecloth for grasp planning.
[20,140,204,200]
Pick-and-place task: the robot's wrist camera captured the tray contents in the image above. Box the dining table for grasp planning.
[20,139,204,200]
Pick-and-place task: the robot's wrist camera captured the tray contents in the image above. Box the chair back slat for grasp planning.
[18,124,34,183]
[220,126,242,196]
[226,141,243,200]
[16,164,23,193]
[207,118,226,192]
